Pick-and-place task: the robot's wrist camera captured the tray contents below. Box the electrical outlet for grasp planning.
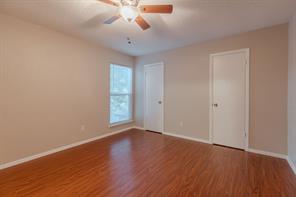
[80,125,85,131]
[179,121,183,127]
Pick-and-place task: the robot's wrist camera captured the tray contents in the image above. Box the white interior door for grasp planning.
[144,63,164,133]
[211,49,249,149]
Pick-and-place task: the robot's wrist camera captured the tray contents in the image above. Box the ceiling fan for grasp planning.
[97,0,173,30]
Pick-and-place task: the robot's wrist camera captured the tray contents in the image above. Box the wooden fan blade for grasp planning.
[135,16,151,30]
[97,0,119,7]
[139,5,173,14]
[104,15,121,24]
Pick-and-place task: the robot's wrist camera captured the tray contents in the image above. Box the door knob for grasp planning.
[158,101,162,104]
[213,103,218,107]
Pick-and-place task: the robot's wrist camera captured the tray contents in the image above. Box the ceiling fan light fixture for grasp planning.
[98,0,173,30]
[120,5,139,22]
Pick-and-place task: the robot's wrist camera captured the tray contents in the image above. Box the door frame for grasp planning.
[144,62,165,133]
[209,48,250,150]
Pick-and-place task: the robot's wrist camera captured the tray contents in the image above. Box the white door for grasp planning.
[211,49,249,149]
[144,63,164,133]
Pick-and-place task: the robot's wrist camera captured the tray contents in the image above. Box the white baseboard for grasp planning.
[163,133,296,174]
[247,148,287,159]
[2,127,295,176]
[287,157,296,175]
[0,127,134,170]
[162,132,289,159]
[163,132,212,144]
[133,126,145,130]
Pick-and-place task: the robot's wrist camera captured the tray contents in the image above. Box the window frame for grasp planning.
[109,63,133,127]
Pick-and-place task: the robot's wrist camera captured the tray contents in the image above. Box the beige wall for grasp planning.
[0,13,289,164]
[135,24,288,154]
[288,14,296,166]
[0,14,135,164]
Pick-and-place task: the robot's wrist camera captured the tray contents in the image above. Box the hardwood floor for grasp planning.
[0,129,295,196]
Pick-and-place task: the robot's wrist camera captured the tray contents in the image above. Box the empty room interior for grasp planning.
[1,0,296,196]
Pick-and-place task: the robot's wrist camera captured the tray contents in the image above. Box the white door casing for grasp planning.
[210,49,249,150]
[144,62,164,133]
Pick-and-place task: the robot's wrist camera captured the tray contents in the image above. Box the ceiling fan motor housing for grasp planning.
[121,0,139,6]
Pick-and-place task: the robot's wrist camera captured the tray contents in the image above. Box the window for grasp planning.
[110,64,133,125]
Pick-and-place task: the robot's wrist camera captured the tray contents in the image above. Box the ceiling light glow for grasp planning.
[120,6,139,22]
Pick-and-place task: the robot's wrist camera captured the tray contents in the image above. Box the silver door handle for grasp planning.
[158,101,162,104]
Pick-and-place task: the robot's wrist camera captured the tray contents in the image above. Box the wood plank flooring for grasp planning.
[0,129,295,196]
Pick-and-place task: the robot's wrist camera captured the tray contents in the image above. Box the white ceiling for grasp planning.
[1,0,296,56]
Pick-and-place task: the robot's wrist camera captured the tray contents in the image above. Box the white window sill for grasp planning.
[109,120,134,128]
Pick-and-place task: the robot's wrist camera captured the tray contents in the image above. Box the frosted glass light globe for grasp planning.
[120,6,139,22]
